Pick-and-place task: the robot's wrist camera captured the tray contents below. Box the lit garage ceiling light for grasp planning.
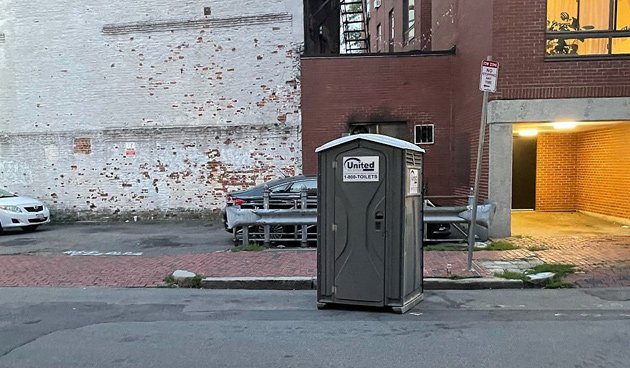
[519,129,538,137]
[552,122,577,130]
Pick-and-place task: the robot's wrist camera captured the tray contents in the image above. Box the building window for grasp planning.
[414,125,434,145]
[376,23,382,52]
[546,0,630,57]
[389,9,395,52]
[403,0,415,43]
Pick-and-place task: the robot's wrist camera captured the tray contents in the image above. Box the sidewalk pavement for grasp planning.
[0,234,627,289]
[0,250,486,288]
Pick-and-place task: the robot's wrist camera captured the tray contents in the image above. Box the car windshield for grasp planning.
[0,188,17,198]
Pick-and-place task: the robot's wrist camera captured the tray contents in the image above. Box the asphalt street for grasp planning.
[0,221,233,256]
[0,288,628,368]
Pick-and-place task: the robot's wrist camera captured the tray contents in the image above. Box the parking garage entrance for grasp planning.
[511,121,630,224]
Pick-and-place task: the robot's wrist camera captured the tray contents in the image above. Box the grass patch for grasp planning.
[161,274,177,288]
[494,270,527,281]
[527,246,549,252]
[527,263,577,289]
[162,273,204,288]
[480,240,519,251]
[188,274,204,288]
[494,263,577,288]
[424,244,466,252]
[231,243,267,252]
[528,263,576,276]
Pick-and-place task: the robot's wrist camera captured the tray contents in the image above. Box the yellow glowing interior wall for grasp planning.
[618,0,630,30]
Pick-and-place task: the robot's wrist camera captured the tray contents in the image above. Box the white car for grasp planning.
[0,188,50,232]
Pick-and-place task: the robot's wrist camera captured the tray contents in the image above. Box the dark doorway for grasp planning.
[512,136,537,209]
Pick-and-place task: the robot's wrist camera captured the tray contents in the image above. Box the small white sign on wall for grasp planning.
[125,142,137,156]
[343,156,379,182]
[409,169,420,194]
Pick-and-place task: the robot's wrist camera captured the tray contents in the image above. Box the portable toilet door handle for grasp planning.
[375,211,384,231]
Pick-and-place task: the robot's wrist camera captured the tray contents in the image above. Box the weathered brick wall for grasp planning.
[576,124,630,219]
[493,0,630,100]
[0,0,303,220]
[536,133,577,211]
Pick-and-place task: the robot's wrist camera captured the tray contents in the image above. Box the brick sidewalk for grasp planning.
[0,250,487,288]
[475,235,630,287]
[0,234,627,288]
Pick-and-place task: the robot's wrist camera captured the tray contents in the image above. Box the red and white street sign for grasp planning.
[479,60,499,93]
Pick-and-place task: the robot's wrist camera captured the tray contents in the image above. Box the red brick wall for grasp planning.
[533,125,630,219]
[366,0,431,52]
[536,133,577,211]
[576,124,630,219]
[420,0,432,50]
[449,0,493,200]
[368,0,403,52]
[301,54,455,195]
[493,0,630,100]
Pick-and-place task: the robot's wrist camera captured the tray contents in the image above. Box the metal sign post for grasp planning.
[468,56,499,271]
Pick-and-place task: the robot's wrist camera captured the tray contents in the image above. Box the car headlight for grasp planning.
[0,205,23,213]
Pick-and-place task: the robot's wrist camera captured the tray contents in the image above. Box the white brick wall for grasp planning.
[0,0,304,220]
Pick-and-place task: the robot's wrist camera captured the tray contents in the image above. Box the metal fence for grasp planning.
[225,188,316,248]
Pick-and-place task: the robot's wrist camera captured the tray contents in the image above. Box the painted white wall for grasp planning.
[0,0,304,220]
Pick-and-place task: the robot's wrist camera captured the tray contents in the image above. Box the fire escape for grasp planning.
[340,0,369,53]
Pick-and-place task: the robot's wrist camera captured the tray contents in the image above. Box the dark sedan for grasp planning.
[222,176,317,242]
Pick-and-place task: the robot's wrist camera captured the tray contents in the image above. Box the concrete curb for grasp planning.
[197,276,523,290]
[201,276,316,290]
[424,277,524,290]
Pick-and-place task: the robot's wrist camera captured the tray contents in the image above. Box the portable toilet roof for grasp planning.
[315,134,425,153]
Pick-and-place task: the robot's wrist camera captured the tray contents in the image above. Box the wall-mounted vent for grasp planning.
[204,7,211,16]
[374,0,382,8]
[0,33,5,43]
[414,124,435,145]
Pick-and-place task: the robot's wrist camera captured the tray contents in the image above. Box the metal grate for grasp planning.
[24,206,44,213]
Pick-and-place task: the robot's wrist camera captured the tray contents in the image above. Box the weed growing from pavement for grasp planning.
[162,274,176,287]
[161,273,204,288]
[231,243,267,252]
[494,263,577,288]
[481,240,520,251]
[188,274,204,288]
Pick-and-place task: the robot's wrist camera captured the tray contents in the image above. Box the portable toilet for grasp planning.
[315,134,424,313]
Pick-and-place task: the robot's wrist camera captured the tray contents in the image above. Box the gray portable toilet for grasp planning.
[315,134,424,313]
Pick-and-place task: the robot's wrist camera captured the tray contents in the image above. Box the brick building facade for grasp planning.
[0,0,303,220]
[302,0,630,237]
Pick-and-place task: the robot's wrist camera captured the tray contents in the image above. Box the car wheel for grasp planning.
[255,224,285,240]
[21,225,39,233]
